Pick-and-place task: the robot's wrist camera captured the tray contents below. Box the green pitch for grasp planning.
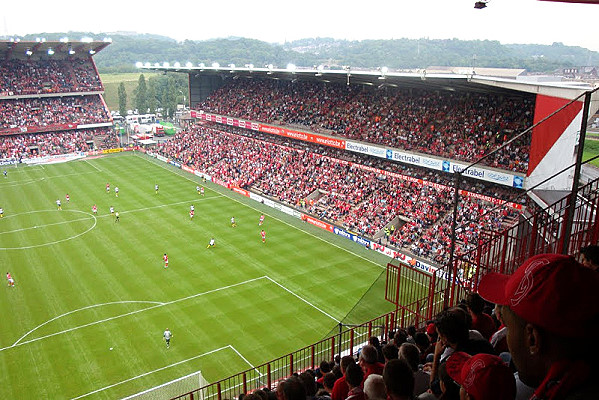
[0,152,405,399]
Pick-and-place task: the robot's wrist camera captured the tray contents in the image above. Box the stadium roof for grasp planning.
[140,64,594,99]
[0,39,111,61]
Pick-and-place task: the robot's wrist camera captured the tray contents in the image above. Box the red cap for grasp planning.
[425,323,436,336]
[478,253,599,338]
[446,352,516,400]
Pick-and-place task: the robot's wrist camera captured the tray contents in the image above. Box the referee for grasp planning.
[163,328,172,349]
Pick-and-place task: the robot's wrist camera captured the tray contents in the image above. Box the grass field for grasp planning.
[0,152,409,399]
[100,73,158,112]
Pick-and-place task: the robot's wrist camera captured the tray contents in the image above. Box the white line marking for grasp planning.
[137,154,384,270]
[70,346,230,400]
[83,159,102,172]
[0,210,97,250]
[228,345,263,377]
[1,276,267,353]
[13,301,165,346]
[265,276,340,323]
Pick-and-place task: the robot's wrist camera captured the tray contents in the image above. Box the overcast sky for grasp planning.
[2,0,598,51]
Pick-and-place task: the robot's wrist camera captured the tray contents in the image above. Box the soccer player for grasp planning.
[66,193,70,203]
[92,204,97,215]
[155,184,159,194]
[196,185,200,195]
[115,211,120,223]
[3,170,6,178]
[259,214,265,226]
[0,207,3,218]
[163,253,169,268]
[6,272,14,287]
[106,183,110,193]
[110,206,115,214]
[231,216,236,227]
[189,209,194,220]
[115,187,119,197]
[163,328,172,349]
[261,229,266,243]
[207,238,215,248]
[200,186,205,196]
[56,199,62,210]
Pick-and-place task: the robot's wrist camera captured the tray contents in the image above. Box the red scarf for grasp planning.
[530,360,590,400]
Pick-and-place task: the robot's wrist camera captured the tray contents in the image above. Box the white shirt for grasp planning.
[164,330,172,340]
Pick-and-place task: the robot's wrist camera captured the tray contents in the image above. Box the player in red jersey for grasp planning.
[66,193,70,203]
[163,253,168,268]
[259,214,265,226]
[106,183,110,194]
[190,209,194,220]
[92,204,97,215]
[261,230,266,243]
[6,272,15,287]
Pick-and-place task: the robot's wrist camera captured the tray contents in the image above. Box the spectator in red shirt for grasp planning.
[331,355,355,400]
[344,363,365,400]
[359,345,385,384]
[465,292,496,341]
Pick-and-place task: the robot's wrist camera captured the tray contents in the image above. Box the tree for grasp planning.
[147,80,158,115]
[164,75,178,119]
[135,74,148,114]
[118,82,127,118]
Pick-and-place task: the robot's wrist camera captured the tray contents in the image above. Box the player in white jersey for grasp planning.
[206,238,215,248]
[196,185,201,195]
[110,206,115,214]
[0,207,3,218]
[115,187,119,197]
[231,217,236,227]
[163,328,172,348]
[56,199,62,210]
[155,184,159,195]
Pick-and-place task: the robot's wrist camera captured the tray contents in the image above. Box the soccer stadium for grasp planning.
[1,29,599,400]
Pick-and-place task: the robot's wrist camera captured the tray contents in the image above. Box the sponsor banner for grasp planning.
[232,187,250,197]
[102,148,124,154]
[212,177,230,188]
[168,161,181,168]
[370,243,442,276]
[442,160,524,189]
[85,150,103,156]
[77,122,113,129]
[302,214,334,232]
[333,227,371,247]
[123,147,135,152]
[22,152,84,165]
[182,165,195,174]
[0,159,18,166]
[156,154,168,163]
[0,122,78,136]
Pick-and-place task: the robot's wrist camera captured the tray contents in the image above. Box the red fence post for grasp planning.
[217,383,222,400]
[243,372,247,395]
[330,337,335,361]
[267,364,272,389]
[384,314,389,341]
[368,322,372,339]
[311,345,315,369]
[289,354,294,376]
[349,329,354,357]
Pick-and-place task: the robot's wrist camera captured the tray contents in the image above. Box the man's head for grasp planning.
[363,374,386,400]
[580,245,599,271]
[478,253,599,387]
[382,359,414,400]
[340,355,355,374]
[359,344,378,366]
[276,376,306,400]
[434,307,470,348]
[344,362,364,389]
[398,343,420,372]
[322,372,337,392]
[446,352,516,400]
[465,292,486,315]
[382,343,398,362]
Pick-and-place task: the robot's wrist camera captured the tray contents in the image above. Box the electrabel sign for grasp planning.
[442,161,524,189]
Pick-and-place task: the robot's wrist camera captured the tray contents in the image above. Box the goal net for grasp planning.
[122,370,209,400]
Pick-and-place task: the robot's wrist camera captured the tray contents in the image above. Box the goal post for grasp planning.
[121,370,209,400]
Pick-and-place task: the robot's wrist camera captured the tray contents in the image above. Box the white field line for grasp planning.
[13,301,165,346]
[137,154,385,271]
[265,276,340,323]
[228,345,263,377]
[1,276,267,353]
[0,170,96,188]
[82,159,102,172]
[70,345,230,400]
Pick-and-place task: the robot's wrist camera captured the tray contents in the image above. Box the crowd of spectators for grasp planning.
[0,127,117,159]
[157,124,523,264]
[0,95,110,132]
[263,254,598,400]
[0,58,103,95]
[197,78,535,172]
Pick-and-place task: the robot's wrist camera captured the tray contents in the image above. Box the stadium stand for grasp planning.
[196,79,535,173]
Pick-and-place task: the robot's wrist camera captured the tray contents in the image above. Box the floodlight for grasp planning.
[174,62,181,68]
[185,62,193,68]
[144,62,151,67]
[47,48,54,55]
[69,48,76,55]
[103,37,112,42]
[381,66,388,75]
[154,62,160,67]
[199,63,205,68]
[229,63,236,69]
[60,37,69,43]
[81,37,93,43]
[25,49,33,56]
[287,63,296,72]
[135,62,143,68]
[89,49,96,55]
[211,62,220,68]
[248,64,254,69]
[163,62,170,67]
